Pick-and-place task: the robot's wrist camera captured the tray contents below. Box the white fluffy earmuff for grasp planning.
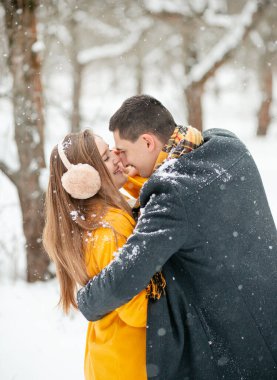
[57,142,101,199]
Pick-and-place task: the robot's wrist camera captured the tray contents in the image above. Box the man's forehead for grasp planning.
[113,136,129,151]
[114,145,127,152]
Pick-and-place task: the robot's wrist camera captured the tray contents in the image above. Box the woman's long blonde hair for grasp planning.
[43,129,132,314]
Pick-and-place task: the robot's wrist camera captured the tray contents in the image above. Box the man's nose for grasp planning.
[119,154,128,167]
[111,149,128,166]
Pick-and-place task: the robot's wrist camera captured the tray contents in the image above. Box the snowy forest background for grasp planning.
[0,0,276,379]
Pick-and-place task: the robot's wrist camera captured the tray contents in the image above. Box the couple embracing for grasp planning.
[43,95,277,380]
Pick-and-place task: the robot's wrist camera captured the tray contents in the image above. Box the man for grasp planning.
[78,95,277,379]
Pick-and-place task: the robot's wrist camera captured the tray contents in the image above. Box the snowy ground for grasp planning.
[0,280,86,380]
[0,67,276,379]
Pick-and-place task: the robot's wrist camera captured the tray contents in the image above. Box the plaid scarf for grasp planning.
[139,125,204,301]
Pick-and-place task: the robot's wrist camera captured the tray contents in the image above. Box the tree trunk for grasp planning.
[136,56,143,95]
[18,179,49,282]
[2,0,50,282]
[135,35,144,95]
[183,34,204,132]
[184,82,204,131]
[70,18,83,133]
[71,59,82,133]
[256,62,273,136]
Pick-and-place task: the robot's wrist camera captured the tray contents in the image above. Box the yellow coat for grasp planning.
[84,208,148,380]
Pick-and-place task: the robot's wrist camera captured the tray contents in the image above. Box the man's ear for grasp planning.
[141,134,156,152]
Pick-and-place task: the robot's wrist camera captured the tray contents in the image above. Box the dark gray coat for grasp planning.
[78,129,277,379]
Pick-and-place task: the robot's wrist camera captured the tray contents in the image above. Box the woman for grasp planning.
[43,129,148,379]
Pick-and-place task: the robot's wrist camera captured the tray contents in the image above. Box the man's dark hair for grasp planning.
[109,95,177,143]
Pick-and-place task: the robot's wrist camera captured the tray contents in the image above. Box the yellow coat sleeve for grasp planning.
[85,210,147,327]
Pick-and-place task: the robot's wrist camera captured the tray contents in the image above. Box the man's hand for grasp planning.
[123,165,139,177]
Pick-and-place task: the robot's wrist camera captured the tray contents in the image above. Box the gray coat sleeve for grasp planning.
[77,179,187,321]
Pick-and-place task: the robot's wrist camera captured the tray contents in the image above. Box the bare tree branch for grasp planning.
[0,160,17,186]
[186,0,209,19]
[0,92,11,98]
[143,0,193,20]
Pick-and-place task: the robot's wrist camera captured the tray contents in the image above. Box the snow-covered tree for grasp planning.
[143,0,271,131]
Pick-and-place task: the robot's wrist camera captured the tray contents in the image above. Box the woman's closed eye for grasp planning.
[103,150,113,162]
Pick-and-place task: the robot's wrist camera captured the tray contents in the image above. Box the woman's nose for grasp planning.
[110,151,120,165]
[110,149,128,166]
